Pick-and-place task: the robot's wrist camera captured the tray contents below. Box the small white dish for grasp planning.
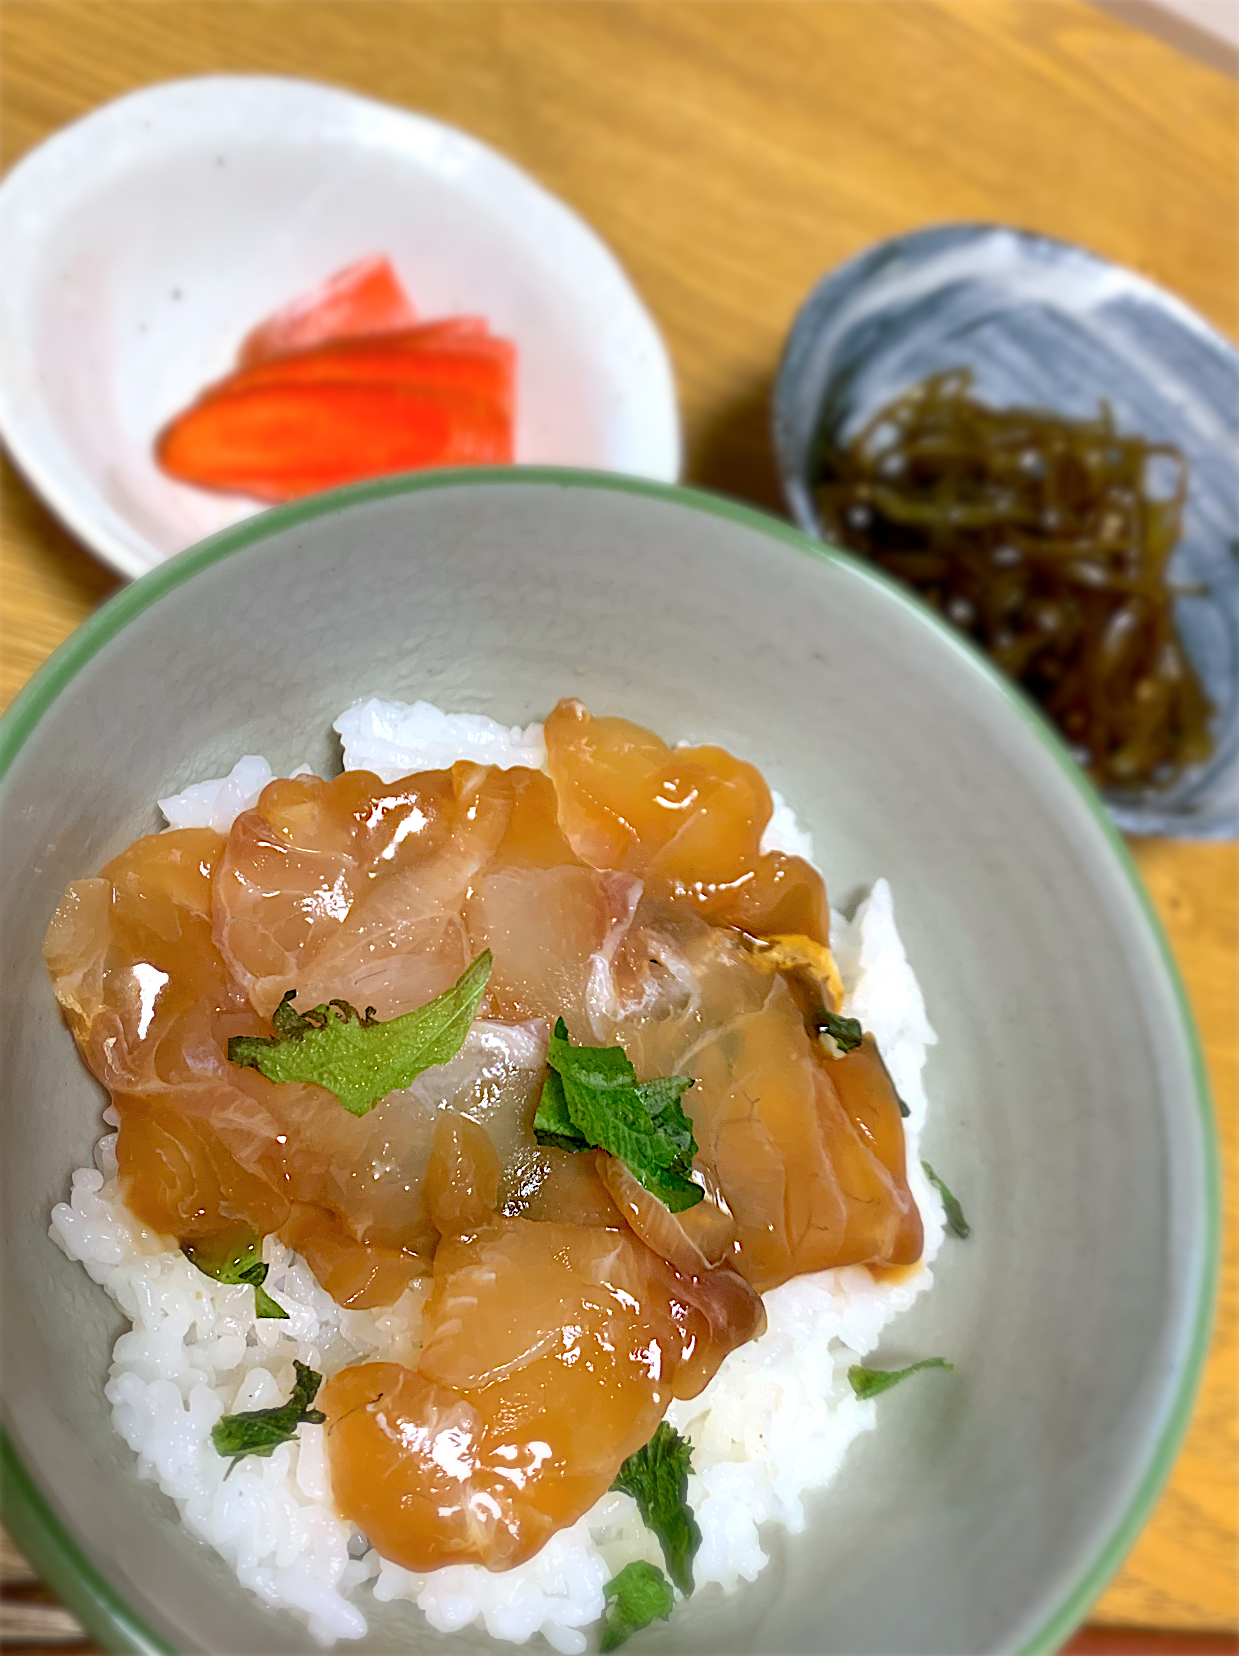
[0,75,681,579]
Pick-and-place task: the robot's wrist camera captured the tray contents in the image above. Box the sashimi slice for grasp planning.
[238,254,418,366]
[279,1205,426,1309]
[321,1215,764,1572]
[544,698,831,942]
[611,913,922,1291]
[43,815,549,1286]
[215,768,512,1020]
[466,865,642,1041]
[43,829,245,1096]
[213,766,580,1023]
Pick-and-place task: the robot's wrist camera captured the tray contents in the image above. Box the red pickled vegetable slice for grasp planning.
[239,255,418,366]
[156,380,513,502]
[202,331,515,415]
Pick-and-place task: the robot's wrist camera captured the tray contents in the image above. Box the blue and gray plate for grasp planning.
[774,222,1239,839]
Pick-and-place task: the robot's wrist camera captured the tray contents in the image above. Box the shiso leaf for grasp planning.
[610,1422,702,1596]
[211,1361,326,1466]
[183,1231,288,1320]
[227,950,492,1117]
[816,1006,864,1056]
[600,1561,675,1653]
[251,1283,288,1320]
[922,1161,971,1239]
[816,1012,910,1115]
[533,1021,702,1212]
[532,1066,590,1153]
[848,1358,955,1401]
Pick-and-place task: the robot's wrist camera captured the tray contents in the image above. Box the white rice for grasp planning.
[55,700,943,1651]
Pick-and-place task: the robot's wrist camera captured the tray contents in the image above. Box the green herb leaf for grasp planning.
[922,1161,971,1239]
[611,1422,701,1596]
[251,1284,288,1319]
[848,1358,955,1400]
[227,950,492,1117]
[632,1075,698,1166]
[816,1013,909,1114]
[533,1021,703,1212]
[600,1562,675,1653]
[211,1361,326,1466]
[183,1230,288,1320]
[532,1066,591,1152]
[816,1007,864,1055]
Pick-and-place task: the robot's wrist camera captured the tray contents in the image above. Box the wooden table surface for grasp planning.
[1,1,1236,1647]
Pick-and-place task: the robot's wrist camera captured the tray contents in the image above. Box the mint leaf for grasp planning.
[848,1358,954,1400]
[922,1161,971,1239]
[816,1006,864,1055]
[534,1021,702,1212]
[600,1561,675,1652]
[183,1229,288,1320]
[211,1361,325,1466]
[228,950,492,1117]
[611,1422,701,1596]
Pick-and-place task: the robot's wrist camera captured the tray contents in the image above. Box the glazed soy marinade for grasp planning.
[43,699,922,1575]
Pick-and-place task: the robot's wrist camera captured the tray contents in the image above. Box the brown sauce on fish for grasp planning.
[44,700,923,1572]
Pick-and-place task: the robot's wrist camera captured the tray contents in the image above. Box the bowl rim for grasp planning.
[0,465,1219,1656]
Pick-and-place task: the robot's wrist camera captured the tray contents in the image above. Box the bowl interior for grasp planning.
[0,76,679,579]
[0,473,1213,1656]
[773,222,1239,839]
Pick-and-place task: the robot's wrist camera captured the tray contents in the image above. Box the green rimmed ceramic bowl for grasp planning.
[0,470,1217,1656]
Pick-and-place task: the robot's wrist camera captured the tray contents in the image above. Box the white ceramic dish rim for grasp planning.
[0,468,1219,1656]
[0,75,682,581]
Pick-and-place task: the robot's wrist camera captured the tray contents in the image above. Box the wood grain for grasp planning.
[1,0,1236,1641]
[1063,1634,1239,1656]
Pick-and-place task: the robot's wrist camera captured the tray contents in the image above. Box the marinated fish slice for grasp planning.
[691,985,850,1291]
[44,830,299,1241]
[595,1151,738,1274]
[610,917,919,1291]
[213,769,478,1018]
[466,865,643,1041]
[214,766,578,1022]
[214,1020,548,1260]
[417,1220,763,1402]
[824,1035,924,1266]
[287,886,471,1023]
[44,829,243,1092]
[44,820,551,1293]
[544,698,830,941]
[424,1115,502,1236]
[322,1214,764,1571]
[474,766,584,873]
[279,1205,427,1309]
[741,930,846,1016]
[115,1083,292,1242]
[511,1147,626,1226]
